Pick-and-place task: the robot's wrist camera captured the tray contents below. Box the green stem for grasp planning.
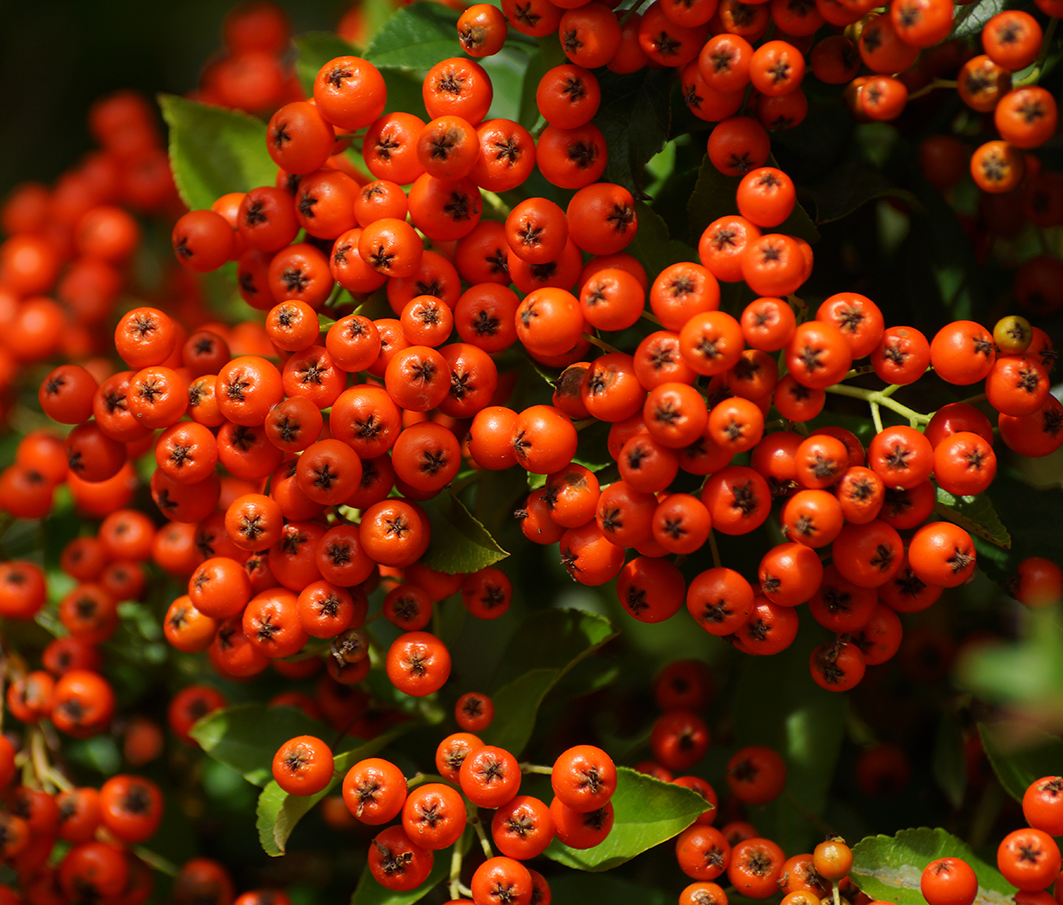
[583,333,622,355]
[480,189,511,219]
[1016,16,1058,87]
[449,843,464,900]
[956,392,987,406]
[869,401,884,435]
[640,310,663,327]
[907,78,958,100]
[132,846,180,877]
[520,763,554,775]
[470,813,494,859]
[823,382,931,427]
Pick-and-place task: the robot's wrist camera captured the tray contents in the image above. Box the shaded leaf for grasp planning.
[627,202,697,286]
[805,151,921,226]
[257,731,403,856]
[932,710,967,810]
[349,842,450,905]
[732,618,846,855]
[547,872,673,905]
[979,720,1063,802]
[419,491,509,575]
[190,703,331,787]
[934,486,1012,549]
[482,609,619,756]
[365,3,459,70]
[851,827,1014,904]
[293,32,357,98]
[976,469,1063,588]
[950,0,1009,38]
[543,767,707,871]
[594,69,672,195]
[490,608,618,688]
[160,94,276,212]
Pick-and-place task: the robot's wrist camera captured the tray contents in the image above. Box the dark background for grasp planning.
[0,0,352,203]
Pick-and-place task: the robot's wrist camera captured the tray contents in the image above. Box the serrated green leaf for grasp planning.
[934,486,1012,549]
[932,710,967,810]
[732,618,846,855]
[482,609,619,756]
[418,491,509,574]
[349,841,450,905]
[542,767,706,871]
[593,69,672,195]
[191,703,333,787]
[159,94,276,212]
[950,0,1009,39]
[979,720,1063,802]
[293,32,358,98]
[364,3,460,70]
[256,730,404,856]
[851,827,1014,904]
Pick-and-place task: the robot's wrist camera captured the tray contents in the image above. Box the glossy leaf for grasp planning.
[934,487,1011,549]
[979,720,1063,802]
[190,703,331,787]
[851,827,1013,904]
[543,767,707,871]
[365,3,459,70]
[257,731,403,856]
[160,94,276,212]
[419,491,509,575]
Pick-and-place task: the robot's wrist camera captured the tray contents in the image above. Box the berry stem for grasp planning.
[1016,16,1058,87]
[449,842,464,900]
[823,382,930,427]
[520,762,554,775]
[640,310,663,327]
[709,529,722,570]
[870,401,884,435]
[131,845,179,877]
[470,812,494,858]
[907,78,958,100]
[956,392,987,406]
[480,189,511,219]
[583,333,622,355]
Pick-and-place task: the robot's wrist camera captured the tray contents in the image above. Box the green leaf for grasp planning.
[934,486,1012,549]
[490,607,618,688]
[543,767,707,871]
[687,156,741,240]
[732,618,846,855]
[256,731,403,856]
[932,710,967,810]
[482,609,619,756]
[364,3,459,70]
[950,0,1008,39]
[190,703,332,787]
[804,150,921,226]
[418,491,509,575]
[594,69,672,195]
[851,827,1014,904]
[159,94,276,212]
[626,201,697,286]
[293,32,358,98]
[349,843,450,905]
[979,720,1063,802]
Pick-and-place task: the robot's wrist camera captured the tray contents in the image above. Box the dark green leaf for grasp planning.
[293,32,357,98]
[687,157,741,240]
[159,94,276,212]
[482,609,619,756]
[979,720,1063,802]
[480,46,534,124]
[976,469,1063,588]
[543,767,707,871]
[626,202,697,286]
[594,69,672,195]
[190,703,331,787]
[932,710,967,810]
[257,731,403,856]
[934,486,1012,549]
[364,3,459,70]
[418,491,509,575]
[732,618,846,854]
[349,842,450,905]
[950,0,1008,39]
[805,151,921,226]
[851,827,1014,904]
[490,607,618,688]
